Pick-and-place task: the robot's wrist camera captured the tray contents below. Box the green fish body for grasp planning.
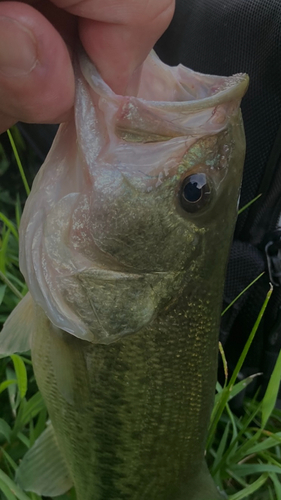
[0,50,248,499]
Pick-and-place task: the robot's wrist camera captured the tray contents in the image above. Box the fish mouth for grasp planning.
[136,57,249,111]
[80,48,249,108]
[79,50,249,138]
[80,48,249,142]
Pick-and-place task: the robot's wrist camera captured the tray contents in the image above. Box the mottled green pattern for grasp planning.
[31,113,245,499]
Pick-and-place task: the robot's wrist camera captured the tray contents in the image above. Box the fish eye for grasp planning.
[180,173,211,213]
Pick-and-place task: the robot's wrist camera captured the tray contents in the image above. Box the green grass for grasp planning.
[207,294,281,499]
[0,127,281,499]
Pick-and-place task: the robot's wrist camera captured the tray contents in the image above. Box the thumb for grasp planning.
[0,1,75,134]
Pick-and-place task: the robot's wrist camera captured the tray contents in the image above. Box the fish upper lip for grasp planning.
[80,46,249,112]
[138,74,250,113]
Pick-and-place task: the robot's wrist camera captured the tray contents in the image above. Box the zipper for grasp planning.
[264,231,281,286]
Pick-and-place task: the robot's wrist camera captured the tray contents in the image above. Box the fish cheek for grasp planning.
[89,180,200,273]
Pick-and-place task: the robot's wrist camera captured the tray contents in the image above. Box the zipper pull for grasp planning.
[264,230,281,286]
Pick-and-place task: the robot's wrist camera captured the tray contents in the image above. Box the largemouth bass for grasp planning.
[0,49,248,500]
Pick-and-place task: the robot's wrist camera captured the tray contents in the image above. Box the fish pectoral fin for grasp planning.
[16,421,73,496]
[0,292,34,355]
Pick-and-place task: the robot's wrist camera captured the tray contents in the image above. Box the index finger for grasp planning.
[53,0,176,94]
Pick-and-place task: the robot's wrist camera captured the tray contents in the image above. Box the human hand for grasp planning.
[0,0,175,133]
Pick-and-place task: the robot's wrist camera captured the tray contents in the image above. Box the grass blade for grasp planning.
[246,432,281,454]
[0,213,18,241]
[15,195,22,230]
[231,464,281,475]
[261,349,281,428]
[270,472,281,500]
[207,284,273,450]
[211,421,230,474]
[228,284,273,389]
[238,193,262,215]
[219,341,228,385]
[0,270,23,300]
[228,473,268,500]
[7,130,30,197]
[0,379,17,395]
[11,355,28,400]
[221,272,264,317]
[0,284,6,305]
[0,228,11,273]
[0,418,11,442]
[0,477,17,500]
[0,470,31,500]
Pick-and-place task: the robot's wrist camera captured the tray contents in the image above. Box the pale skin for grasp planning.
[0,0,175,134]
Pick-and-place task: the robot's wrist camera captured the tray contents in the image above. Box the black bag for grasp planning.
[4,0,281,409]
[155,0,281,408]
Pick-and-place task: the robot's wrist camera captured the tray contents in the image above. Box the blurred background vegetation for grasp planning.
[0,127,280,500]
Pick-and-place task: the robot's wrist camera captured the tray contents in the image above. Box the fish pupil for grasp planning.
[180,173,211,213]
[183,179,202,203]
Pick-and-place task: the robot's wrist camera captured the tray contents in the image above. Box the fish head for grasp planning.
[19,51,248,344]
[87,129,241,274]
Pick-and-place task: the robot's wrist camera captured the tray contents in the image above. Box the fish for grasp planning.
[0,48,248,500]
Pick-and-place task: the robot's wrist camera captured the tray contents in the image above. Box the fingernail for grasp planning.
[0,17,38,77]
